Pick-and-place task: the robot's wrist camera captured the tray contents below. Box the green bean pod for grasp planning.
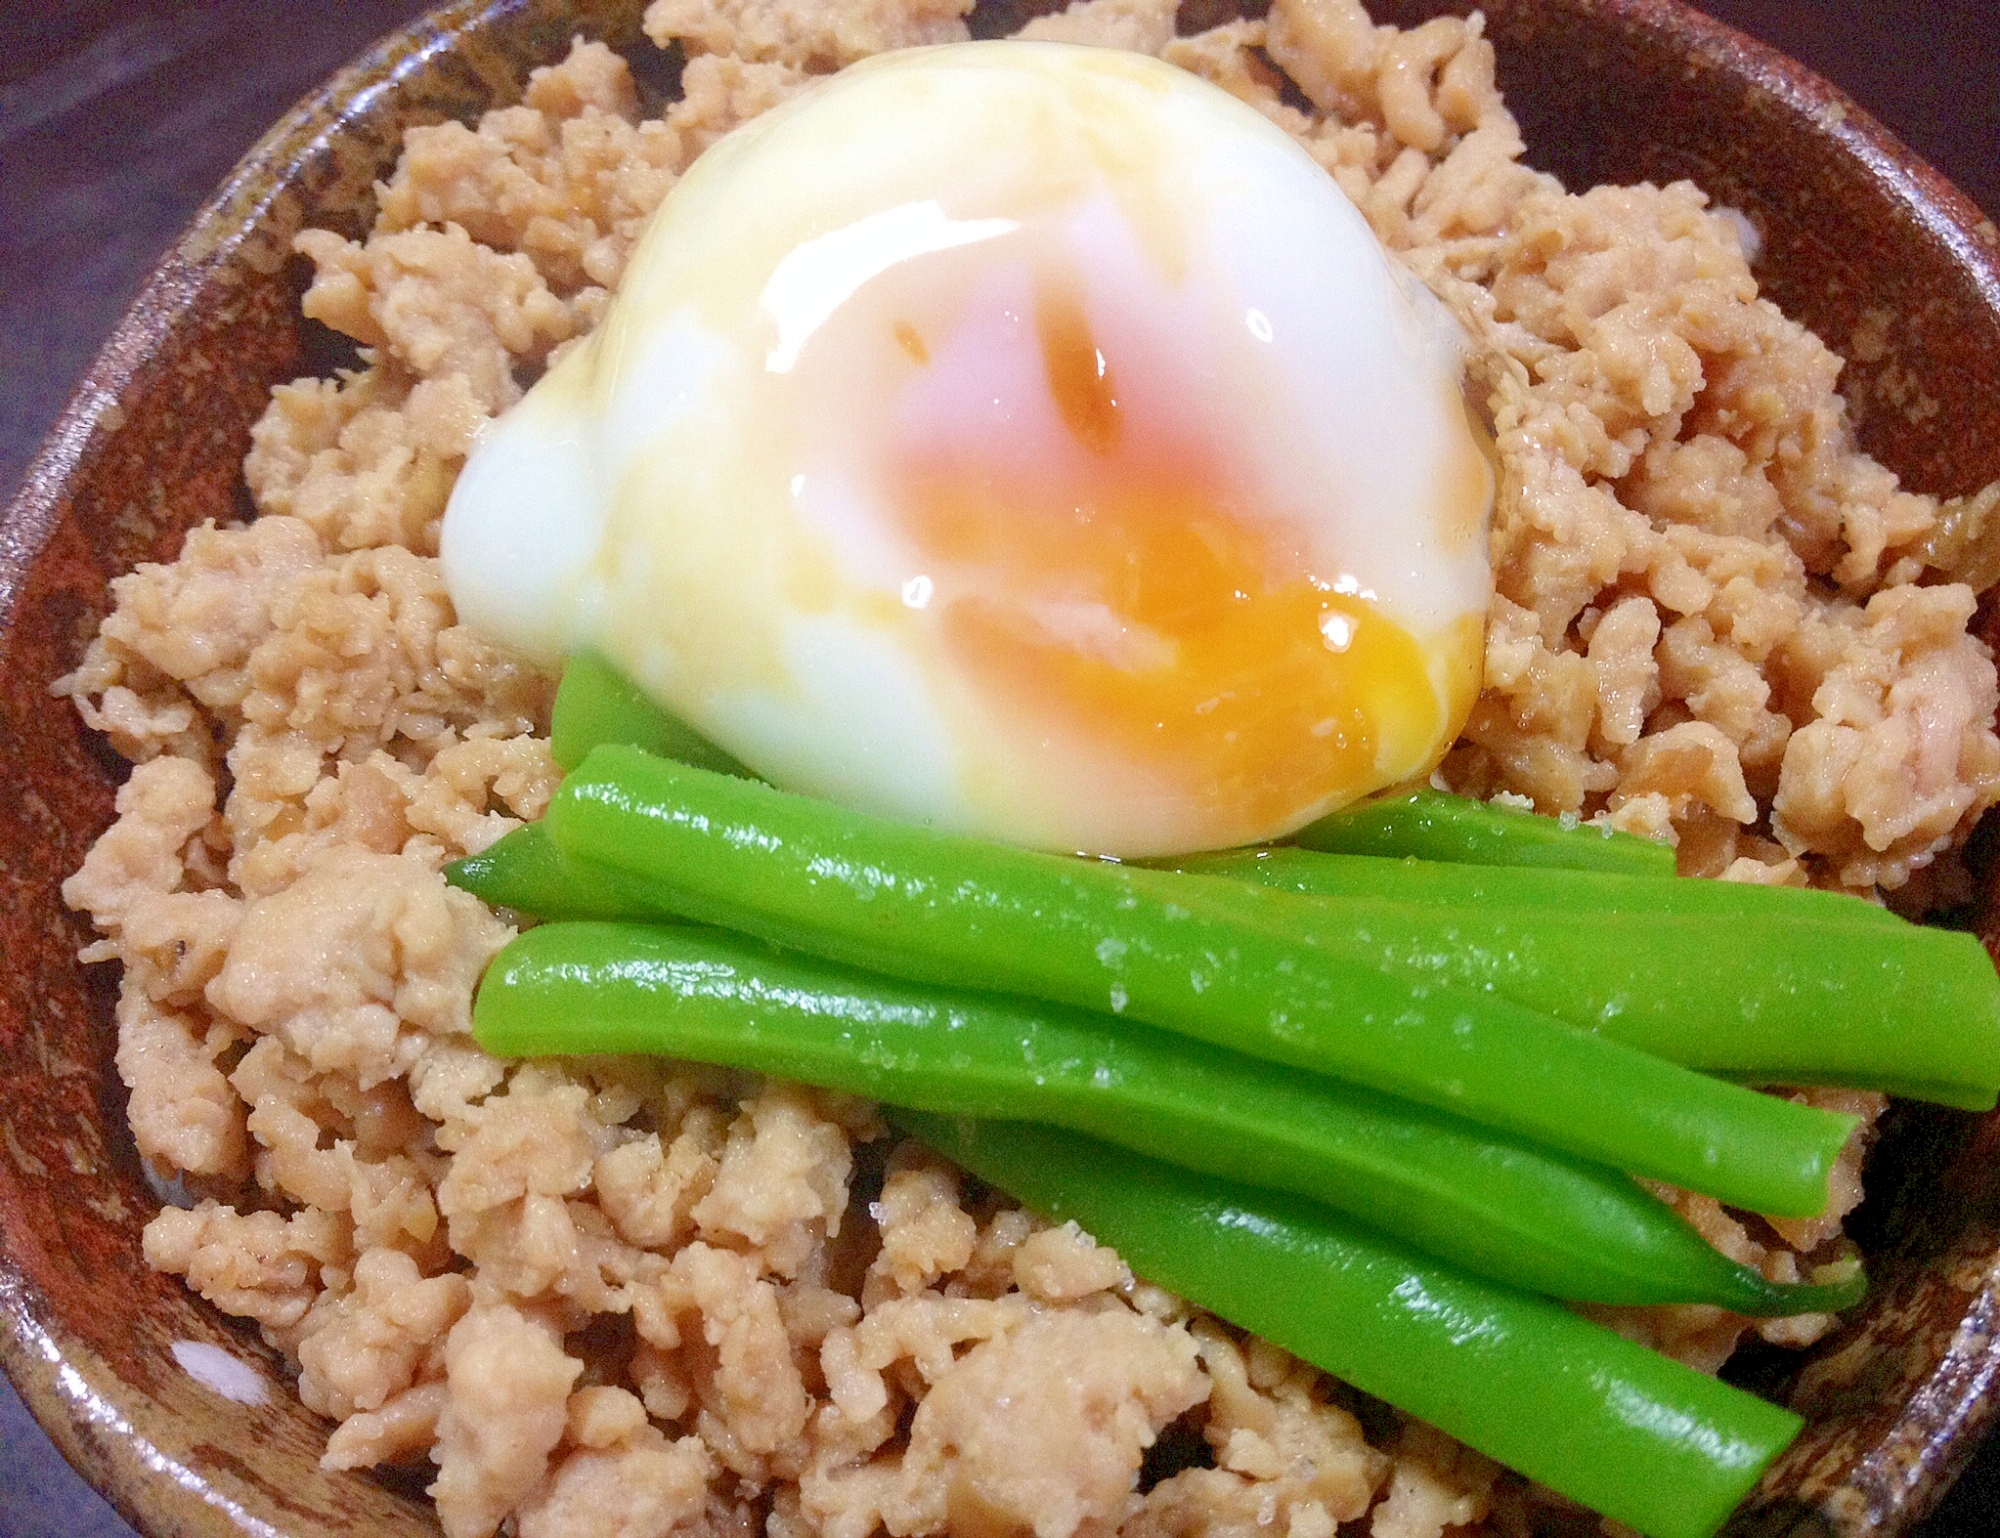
[528,655,1990,1103]
[473,920,1864,1312]
[546,746,1856,1216]
[450,821,681,922]
[1165,852,2000,1109]
[461,821,1993,1107]
[894,1110,1802,1538]
[551,649,751,777]
[1298,786,1678,875]
[1171,844,1901,926]
[542,653,1650,878]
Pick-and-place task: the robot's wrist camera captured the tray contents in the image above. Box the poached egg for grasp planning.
[442,40,1494,856]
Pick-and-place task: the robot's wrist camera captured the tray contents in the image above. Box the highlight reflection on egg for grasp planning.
[441,40,1495,858]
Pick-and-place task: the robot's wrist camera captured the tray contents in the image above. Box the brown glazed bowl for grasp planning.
[4,1,1999,1535]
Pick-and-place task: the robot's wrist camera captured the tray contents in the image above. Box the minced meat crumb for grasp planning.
[57,3,2000,1535]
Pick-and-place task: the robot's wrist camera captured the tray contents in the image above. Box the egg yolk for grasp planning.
[878,267,1469,835]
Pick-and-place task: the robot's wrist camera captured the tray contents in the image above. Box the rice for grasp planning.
[55,1,2000,1533]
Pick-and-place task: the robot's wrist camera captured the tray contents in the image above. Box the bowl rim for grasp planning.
[4,1,1999,1534]
[0,8,518,1530]
[1589,0,2000,292]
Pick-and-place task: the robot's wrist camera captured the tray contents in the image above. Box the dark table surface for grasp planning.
[2,2,1998,1535]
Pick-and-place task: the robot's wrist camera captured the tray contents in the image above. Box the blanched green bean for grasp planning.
[550,649,750,777]
[1170,844,1902,925]
[449,821,681,923]
[1164,851,2000,1109]
[896,1111,1802,1538]
[1298,786,1677,875]
[473,920,1865,1311]
[454,819,1995,1108]
[546,746,1857,1216]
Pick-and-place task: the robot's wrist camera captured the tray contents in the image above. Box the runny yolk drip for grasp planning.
[889,274,1456,840]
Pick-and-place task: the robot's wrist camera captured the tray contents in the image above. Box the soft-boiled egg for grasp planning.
[442,40,1494,857]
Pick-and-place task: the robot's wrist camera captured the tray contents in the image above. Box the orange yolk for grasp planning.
[887,275,1457,838]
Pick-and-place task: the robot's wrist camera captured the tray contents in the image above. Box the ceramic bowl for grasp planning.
[4,1,1999,1534]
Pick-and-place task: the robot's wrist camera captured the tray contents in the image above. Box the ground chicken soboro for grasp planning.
[56,1,2000,1534]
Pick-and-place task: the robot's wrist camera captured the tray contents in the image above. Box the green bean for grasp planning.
[1299,786,1677,875]
[543,652,1650,879]
[474,920,1865,1311]
[550,649,751,777]
[1171,844,1901,926]
[450,822,682,923]
[895,1111,1802,1538]
[546,746,1856,1216]
[461,821,1991,1106]
[1163,852,2000,1109]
